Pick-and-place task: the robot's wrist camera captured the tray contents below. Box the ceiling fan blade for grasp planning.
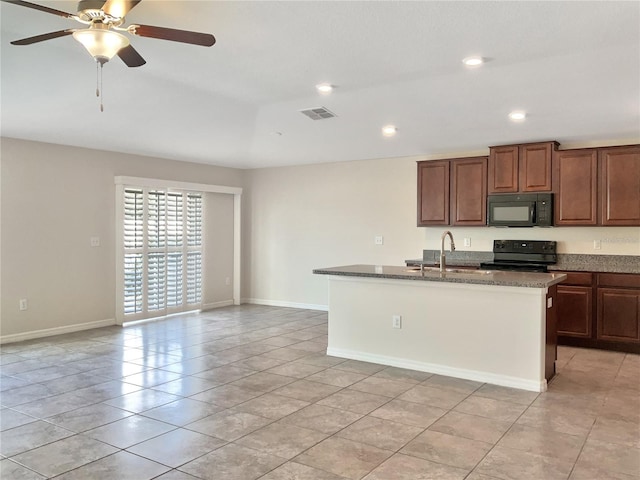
[131,24,215,47]
[1,0,74,18]
[101,0,141,18]
[10,29,74,45]
[117,44,146,67]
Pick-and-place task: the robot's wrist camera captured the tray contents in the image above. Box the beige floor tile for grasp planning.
[229,392,309,419]
[363,453,469,480]
[10,434,117,477]
[333,359,387,375]
[46,403,134,433]
[0,458,46,479]
[429,410,512,444]
[569,463,639,479]
[54,451,170,480]
[229,372,297,392]
[474,445,574,480]
[179,443,285,480]
[189,384,262,408]
[236,421,327,459]
[151,375,220,396]
[373,366,433,384]
[1,308,638,480]
[265,361,326,378]
[186,411,272,441]
[421,374,483,394]
[337,415,424,451]
[398,384,469,409]
[127,428,226,468]
[295,436,393,480]
[588,414,640,448]
[515,405,595,437]
[454,395,528,423]
[273,379,342,403]
[473,384,540,406]
[576,438,640,476]
[349,376,415,397]
[0,408,38,431]
[305,368,367,387]
[401,430,492,470]
[370,398,447,428]
[279,404,362,434]
[259,461,346,479]
[84,416,175,449]
[317,389,391,414]
[139,397,224,426]
[0,420,74,456]
[497,424,586,462]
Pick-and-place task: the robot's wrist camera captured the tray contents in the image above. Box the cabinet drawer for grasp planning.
[558,271,593,286]
[598,273,640,289]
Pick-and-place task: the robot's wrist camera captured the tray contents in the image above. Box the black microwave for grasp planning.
[487,193,553,227]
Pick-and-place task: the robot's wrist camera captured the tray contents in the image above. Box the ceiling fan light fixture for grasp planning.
[73,28,129,62]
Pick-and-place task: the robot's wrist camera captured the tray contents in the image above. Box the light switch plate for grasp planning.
[374,235,384,245]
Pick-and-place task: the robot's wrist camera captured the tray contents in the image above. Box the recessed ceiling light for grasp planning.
[316,83,334,94]
[508,111,527,121]
[462,56,484,67]
[382,125,397,137]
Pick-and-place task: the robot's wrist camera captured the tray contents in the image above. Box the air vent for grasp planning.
[299,107,337,120]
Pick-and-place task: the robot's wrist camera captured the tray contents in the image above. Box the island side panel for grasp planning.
[326,276,548,392]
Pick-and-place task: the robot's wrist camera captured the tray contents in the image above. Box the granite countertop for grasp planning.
[313,264,567,288]
[408,251,640,274]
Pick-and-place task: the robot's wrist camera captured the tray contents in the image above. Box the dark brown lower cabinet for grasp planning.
[557,285,593,338]
[597,288,640,343]
[557,271,640,353]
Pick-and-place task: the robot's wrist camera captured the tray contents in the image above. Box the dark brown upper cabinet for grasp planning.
[451,157,488,226]
[417,157,487,226]
[488,145,518,193]
[489,141,557,193]
[417,160,450,226]
[599,145,640,226]
[553,149,598,225]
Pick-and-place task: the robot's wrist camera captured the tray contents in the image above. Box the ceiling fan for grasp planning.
[3,0,216,66]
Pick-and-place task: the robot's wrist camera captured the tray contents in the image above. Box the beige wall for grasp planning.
[245,152,639,308]
[1,138,243,339]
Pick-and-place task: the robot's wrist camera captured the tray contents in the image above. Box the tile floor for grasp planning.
[1,305,639,479]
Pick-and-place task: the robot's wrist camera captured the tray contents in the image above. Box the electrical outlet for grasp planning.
[392,314,402,329]
[19,298,28,311]
[463,237,471,247]
[593,240,601,250]
[90,236,100,247]
[225,277,231,286]
[374,235,384,245]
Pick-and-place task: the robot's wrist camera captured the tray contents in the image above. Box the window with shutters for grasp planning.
[122,188,203,319]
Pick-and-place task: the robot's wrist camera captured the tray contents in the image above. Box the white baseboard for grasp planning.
[0,318,116,345]
[201,300,235,310]
[243,298,328,312]
[326,347,547,393]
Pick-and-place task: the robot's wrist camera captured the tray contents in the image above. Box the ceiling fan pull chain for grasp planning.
[96,61,100,98]
[100,61,104,112]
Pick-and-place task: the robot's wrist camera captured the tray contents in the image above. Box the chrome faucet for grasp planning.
[440,230,456,272]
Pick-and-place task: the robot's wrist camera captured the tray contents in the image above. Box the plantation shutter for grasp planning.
[122,187,203,320]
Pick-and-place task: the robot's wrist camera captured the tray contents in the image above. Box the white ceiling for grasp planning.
[1,1,639,169]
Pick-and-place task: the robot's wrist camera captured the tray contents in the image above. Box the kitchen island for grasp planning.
[313,265,567,392]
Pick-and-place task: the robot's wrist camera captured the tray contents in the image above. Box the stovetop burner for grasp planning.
[480,240,557,273]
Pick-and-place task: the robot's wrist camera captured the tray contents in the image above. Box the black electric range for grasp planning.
[480,240,557,273]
